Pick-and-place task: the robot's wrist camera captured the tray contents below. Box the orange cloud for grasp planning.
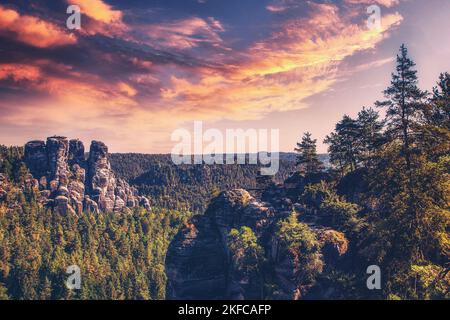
[156,3,403,122]
[0,61,136,113]
[0,64,41,82]
[0,5,76,48]
[67,0,122,23]
[118,82,137,97]
[66,0,126,36]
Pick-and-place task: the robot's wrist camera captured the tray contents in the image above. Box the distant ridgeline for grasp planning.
[109,153,329,213]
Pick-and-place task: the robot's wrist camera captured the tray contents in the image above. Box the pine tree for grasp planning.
[324,132,345,176]
[418,73,450,159]
[275,211,324,296]
[324,115,361,175]
[295,132,323,175]
[429,72,450,129]
[336,115,360,171]
[356,107,385,166]
[228,227,265,299]
[361,52,449,297]
[375,44,427,169]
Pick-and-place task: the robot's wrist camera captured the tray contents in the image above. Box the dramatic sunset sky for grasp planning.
[0,0,449,153]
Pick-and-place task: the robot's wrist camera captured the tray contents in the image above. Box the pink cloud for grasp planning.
[0,5,76,48]
[345,0,405,8]
[66,0,126,36]
[266,0,300,13]
[0,64,41,82]
[143,17,226,50]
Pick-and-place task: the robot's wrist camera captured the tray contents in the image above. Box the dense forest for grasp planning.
[110,153,331,213]
[0,45,448,300]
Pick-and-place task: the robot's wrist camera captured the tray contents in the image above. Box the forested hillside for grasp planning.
[0,158,189,299]
[109,153,324,213]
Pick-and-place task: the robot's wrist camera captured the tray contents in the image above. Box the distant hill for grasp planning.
[110,153,329,213]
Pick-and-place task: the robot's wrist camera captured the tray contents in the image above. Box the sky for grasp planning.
[0,0,449,153]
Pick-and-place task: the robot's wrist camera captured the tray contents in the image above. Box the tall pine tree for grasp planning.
[375,44,426,169]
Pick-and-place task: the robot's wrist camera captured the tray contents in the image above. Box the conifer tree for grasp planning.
[295,132,323,175]
[429,72,450,129]
[356,107,385,166]
[417,73,450,159]
[324,115,360,174]
[375,44,426,169]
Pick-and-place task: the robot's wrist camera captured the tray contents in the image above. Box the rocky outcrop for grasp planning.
[24,136,150,215]
[46,136,70,184]
[165,214,228,299]
[166,188,348,300]
[166,189,274,300]
[87,140,117,212]
[24,140,48,179]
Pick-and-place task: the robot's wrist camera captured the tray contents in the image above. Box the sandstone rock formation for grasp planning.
[24,140,48,179]
[24,136,150,215]
[165,188,348,300]
[166,189,276,300]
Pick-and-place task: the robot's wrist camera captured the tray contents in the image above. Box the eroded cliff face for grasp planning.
[165,188,349,300]
[166,189,276,300]
[24,136,150,215]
